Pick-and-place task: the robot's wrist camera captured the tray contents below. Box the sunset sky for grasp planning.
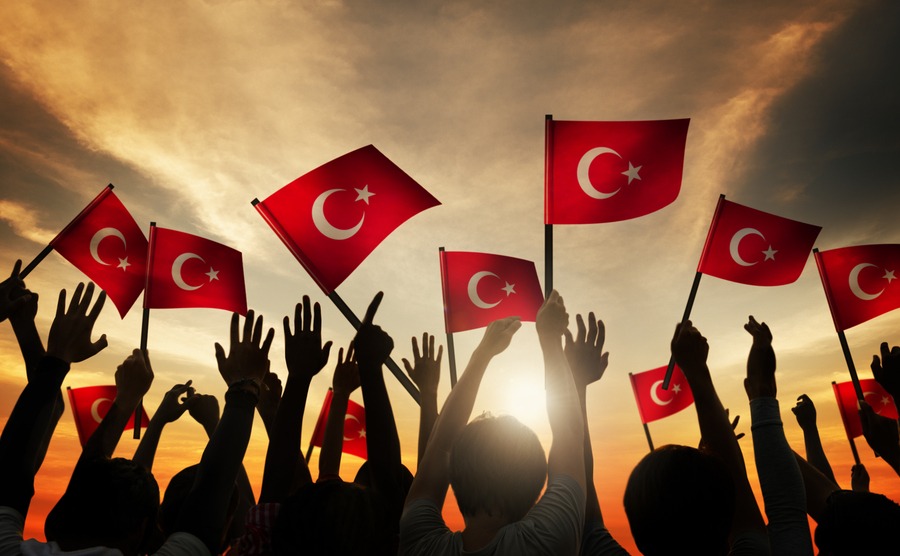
[1,1,899,552]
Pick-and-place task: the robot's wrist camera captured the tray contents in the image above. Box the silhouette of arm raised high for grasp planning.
[791,394,838,485]
[319,343,359,478]
[403,333,442,463]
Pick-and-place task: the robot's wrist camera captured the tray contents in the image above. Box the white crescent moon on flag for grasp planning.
[344,414,362,441]
[849,263,884,301]
[468,271,501,309]
[90,397,112,423]
[576,147,623,200]
[172,253,206,291]
[89,227,127,266]
[312,189,365,241]
[729,228,765,267]
[650,380,673,406]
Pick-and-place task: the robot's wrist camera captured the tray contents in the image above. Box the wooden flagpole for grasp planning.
[544,114,554,298]
[438,247,458,387]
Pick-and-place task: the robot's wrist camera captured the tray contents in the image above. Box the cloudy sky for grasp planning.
[1,0,899,549]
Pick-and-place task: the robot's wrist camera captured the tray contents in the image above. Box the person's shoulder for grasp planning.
[153,532,211,556]
[399,499,459,556]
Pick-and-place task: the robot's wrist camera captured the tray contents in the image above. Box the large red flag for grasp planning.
[440,251,545,333]
[815,245,900,331]
[545,119,690,224]
[67,386,149,446]
[144,226,247,314]
[255,145,440,293]
[832,379,898,439]
[697,199,821,286]
[309,389,368,460]
[629,364,694,424]
[49,185,147,318]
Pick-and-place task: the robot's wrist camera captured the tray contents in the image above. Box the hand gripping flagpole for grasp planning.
[544,114,554,298]
[135,222,157,439]
[831,381,863,466]
[439,248,459,387]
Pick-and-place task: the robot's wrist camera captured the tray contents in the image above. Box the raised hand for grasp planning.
[851,463,870,492]
[859,400,900,467]
[283,295,333,381]
[188,394,221,434]
[670,320,709,376]
[0,260,34,323]
[114,349,154,411]
[536,290,568,342]
[791,394,817,431]
[564,312,609,390]
[46,282,107,364]
[257,369,282,432]
[699,409,745,452]
[403,334,442,397]
[743,315,776,400]
[215,310,274,387]
[477,316,522,358]
[153,381,196,424]
[333,343,361,397]
[354,292,393,367]
[872,342,900,401]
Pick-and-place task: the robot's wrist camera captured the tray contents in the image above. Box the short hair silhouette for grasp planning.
[815,490,900,554]
[624,445,735,556]
[449,413,547,521]
[158,464,241,551]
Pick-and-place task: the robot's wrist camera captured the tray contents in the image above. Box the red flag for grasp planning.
[67,386,149,446]
[545,119,689,224]
[440,250,544,333]
[697,199,821,286]
[255,145,440,293]
[309,389,368,459]
[815,245,900,331]
[832,379,898,439]
[144,226,247,314]
[629,365,694,424]
[49,185,147,318]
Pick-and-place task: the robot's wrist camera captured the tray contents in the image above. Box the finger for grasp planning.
[78,282,96,315]
[313,301,322,334]
[564,329,574,348]
[436,344,443,365]
[243,310,255,343]
[573,313,585,344]
[428,334,435,360]
[362,291,383,325]
[283,316,292,342]
[347,341,355,361]
[68,283,85,314]
[322,341,333,362]
[11,259,22,279]
[302,295,311,332]
[261,327,275,356]
[87,290,107,322]
[229,312,240,348]
[411,336,421,361]
[422,332,429,359]
[587,312,598,346]
[89,334,109,356]
[597,319,606,350]
[338,347,346,364]
[252,314,263,346]
[215,342,226,368]
[881,342,891,362]
[735,432,746,441]
[293,303,301,335]
[402,358,413,375]
[56,288,66,319]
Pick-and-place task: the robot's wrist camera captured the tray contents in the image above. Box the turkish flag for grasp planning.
[255,145,440,293]
[545,118,689,224]
[832,379,898,439]
[629,365,694,424]
[815,245,900,331]
[697,199,821,286]
[67,385,149,447]
[440,250,544,333]
[144,226,247,315]
[49,185,148,318]
[308,389,368,460]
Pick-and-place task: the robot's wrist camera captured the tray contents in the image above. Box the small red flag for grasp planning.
[629,365,694,424]
[832,379,898,439]
[67,385,149,446]
[697,199,821,286]
[440,250,544,333]
[49,185,148,318]
[815,244,900,331]
[309,389,368,460]
[545,119,690,224]
[255,145,440,293]
[144,226,247,315]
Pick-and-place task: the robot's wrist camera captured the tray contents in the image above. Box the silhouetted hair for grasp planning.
[815,490,900,554]
[624,445,734,556]
[45,457,159,555]
[449,414,547,522]
[158,464,241,552]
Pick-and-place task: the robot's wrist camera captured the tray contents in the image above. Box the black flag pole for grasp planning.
[832,382,863,466]
[135,221,157,439]
[544,114,554,298]
[439,247,459,387]
[816,250,865,401]
[629,373,656,452]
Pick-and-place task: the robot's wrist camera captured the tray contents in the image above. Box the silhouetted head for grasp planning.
[158,464,241,552]
[449,413,547,523]
[815,490,900,554]
[45,457,159,556]
[624,445,734,556]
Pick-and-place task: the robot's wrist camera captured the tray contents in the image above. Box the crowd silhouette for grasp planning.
[0,261,898,555]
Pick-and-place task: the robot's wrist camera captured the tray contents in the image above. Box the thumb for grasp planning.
[214,342,226,368]
[564,329,574,348]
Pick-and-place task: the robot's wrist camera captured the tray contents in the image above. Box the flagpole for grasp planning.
[135,222,156,439]
[628,372,655,451]
[326,290,421,405]
[19,245,53,280]
[544,114,554,297]
[642,422,655,452]
[438,247,458,387]
[832,381,863,465]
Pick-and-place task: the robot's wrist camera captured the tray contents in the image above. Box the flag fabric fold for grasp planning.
[144,226,247,315]
[832,379,898,439]
[255,145,440,293]
[440,250,545,333]
[815,244,900,330]
[49,185,148,318]
[697,199,821,286]
[67,385,149,446]
[629,365,694,424]
[545,119,690,224]
[309,389,368,460]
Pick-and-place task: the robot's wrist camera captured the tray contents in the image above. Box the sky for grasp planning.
[1,0,899,552]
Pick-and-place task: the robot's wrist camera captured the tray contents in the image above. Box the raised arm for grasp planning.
[132,381,195,471]
[259,297,331,503]
[403,333,442,463]
[257,369,282,438]
[872,342,900,401]
[791,394,838,485]
[859,400,900,476]
[319,343,359,478]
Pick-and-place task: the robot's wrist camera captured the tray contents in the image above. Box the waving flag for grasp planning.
[308,389,368,459]
[697,199,821,286]
[629,365,694,424]
[49,185,147,317]
[254,145,440,293]
[440,250,544,333]
[833,379,898,439]
[545,118,689,224]
[144,226,247,314]
[67,386,149,446]
[815,245,900,330]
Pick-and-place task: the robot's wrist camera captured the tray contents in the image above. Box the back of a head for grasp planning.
[449,414,547,523]
[815,490,900,555]
[624,445,734,556]
[45,457,160,555]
